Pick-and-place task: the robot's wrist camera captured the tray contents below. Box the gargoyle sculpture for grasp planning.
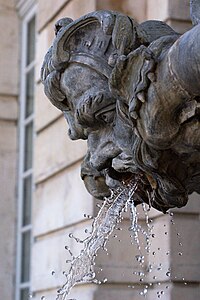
[41,5,200,213]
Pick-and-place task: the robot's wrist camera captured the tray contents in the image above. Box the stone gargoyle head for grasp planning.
[41,10,200,213]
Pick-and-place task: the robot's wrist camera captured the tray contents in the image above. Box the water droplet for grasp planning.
[41,297,45,300]
[166,271,171,277]
[179,242,183,246]
[166,251,170,255]
[51,270,55,275]
[83,213,93,219]
[166,285,169,289]
[140,288,148,296]
[116,227,122,231]
[103,277,108,283]
[153,276,157,280]
[135,255,144,263]
[85,229,88,233]
[169,212,174,216]
[165,232,168,235]
[177,233,180,237]
[178,252,183,256]
[152,251,156,256]
[69,233,73,238]
[147,264,153,273]
[152,234,156,238]
[128,285,135,289]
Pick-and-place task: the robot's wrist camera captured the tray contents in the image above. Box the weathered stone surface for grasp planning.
[34,117,87,183]
[0,96,17,121]
[122,0,146,22]
[35,25,54,83]
[33,162,93,237]
[96,0,123,11]
[170,214,200,282]
[38,0,96,32]
[0,0,16,9]
[147,0,191,23]
[35,82,62,132]
[147,0,169,21]
[167,20,192,34]
[93,284,159,300]
[35,285,98,300]
[171,283,200,300]
[169,0,190,21]
[0,120,17,300]
[0,7,18,95]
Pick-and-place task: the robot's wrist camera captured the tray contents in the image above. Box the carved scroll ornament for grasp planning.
[41,9,200,213]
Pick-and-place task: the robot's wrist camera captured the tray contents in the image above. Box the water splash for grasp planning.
[56,176,139,300]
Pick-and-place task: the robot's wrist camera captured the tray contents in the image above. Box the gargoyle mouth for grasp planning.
[105,167,153,207]
[106,167,133,181]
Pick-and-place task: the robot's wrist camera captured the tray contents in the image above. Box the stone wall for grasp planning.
[0,1,18,299]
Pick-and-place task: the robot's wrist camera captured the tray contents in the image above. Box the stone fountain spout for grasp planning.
[41,7,200,213]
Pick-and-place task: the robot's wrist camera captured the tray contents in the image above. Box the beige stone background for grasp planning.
[0,0,199,299]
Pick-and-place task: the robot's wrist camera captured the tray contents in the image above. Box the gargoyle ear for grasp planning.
[109,46,155,112]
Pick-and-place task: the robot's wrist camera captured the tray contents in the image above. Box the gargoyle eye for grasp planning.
[98,110,115,124]
[95,103,116,124]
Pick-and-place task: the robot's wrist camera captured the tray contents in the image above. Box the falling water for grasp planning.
[52,174,185,300]
[56,176,139,300]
